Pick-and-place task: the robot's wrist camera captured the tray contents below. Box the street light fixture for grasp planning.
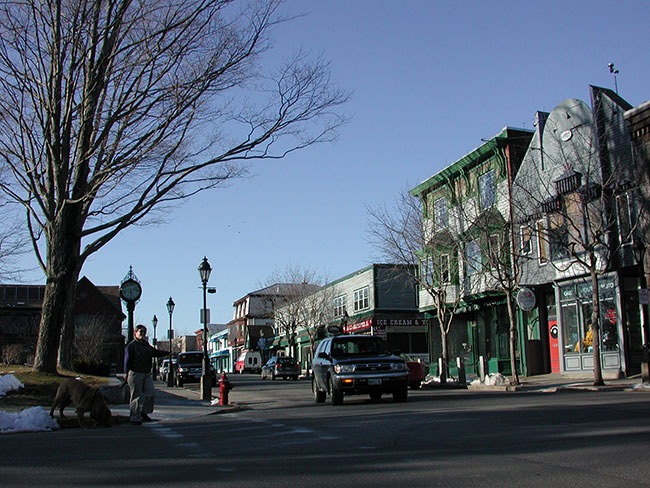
[166,297,175,387]
[198,256,212,401]
[152,314,158,380]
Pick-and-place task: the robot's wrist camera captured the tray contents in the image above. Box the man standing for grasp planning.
[124,324,169,425]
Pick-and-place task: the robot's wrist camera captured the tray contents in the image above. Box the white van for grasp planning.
[235,351,262,373]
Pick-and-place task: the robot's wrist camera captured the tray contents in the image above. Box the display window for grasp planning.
[560,278,619,355]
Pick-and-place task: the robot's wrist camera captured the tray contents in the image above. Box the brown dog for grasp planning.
[50,378,112,427]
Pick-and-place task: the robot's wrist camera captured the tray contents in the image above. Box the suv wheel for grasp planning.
[392,385,408,403]
[313,379,326,403]
[329,376,343,405]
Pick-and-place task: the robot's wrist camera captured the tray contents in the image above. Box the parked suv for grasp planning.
[174,352,216,387]
[311,335,409,405]
[261,356,300,380]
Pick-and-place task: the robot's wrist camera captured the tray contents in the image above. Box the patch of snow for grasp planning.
[0,373,24,396]
[0,406,59,433]
[470,373,510,386]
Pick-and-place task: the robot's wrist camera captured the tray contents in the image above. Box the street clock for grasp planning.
[120,278,142,302]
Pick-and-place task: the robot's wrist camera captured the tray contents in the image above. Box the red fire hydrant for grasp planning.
[218,373,233,406]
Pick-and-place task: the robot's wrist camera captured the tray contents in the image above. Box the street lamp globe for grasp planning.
[198,256,212,284]
[166,297,175,314]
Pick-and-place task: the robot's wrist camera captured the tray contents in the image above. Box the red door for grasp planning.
[548,320,560,373]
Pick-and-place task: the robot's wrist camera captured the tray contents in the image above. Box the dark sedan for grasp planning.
[261,356,300,380]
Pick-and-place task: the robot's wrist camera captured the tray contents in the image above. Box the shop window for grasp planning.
[434,197,448,230]
[520,225,532,255]
[353,286,369,312]
[488,234,501,266]
[465,239,481,276]
[479,170,495,210]
[422,257,435,286]
[333,295,347,317]
[537,220,548,264]
[549,214,569,261]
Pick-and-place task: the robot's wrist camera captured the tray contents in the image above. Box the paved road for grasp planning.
[2,374,650,487]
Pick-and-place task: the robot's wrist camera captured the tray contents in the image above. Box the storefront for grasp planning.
[556,275,624,375]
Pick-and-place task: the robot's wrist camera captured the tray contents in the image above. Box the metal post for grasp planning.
[167,297,175,387]
[198,257,212,401]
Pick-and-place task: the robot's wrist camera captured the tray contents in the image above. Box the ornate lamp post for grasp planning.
[198,256,212,401]
[151,315,158,380]
[166,297,175,387]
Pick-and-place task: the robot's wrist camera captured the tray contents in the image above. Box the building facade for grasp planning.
[512,86,642,378]
[410,127,534,377]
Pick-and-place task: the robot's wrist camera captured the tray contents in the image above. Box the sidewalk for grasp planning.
[466,372,650,392]
[107,376,244,422]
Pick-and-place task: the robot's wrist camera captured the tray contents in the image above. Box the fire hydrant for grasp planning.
[218,373,233,406]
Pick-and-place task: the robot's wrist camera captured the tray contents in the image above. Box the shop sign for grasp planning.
[516,287,536,311]
[373,325,387,339]
[343,319,373,333]
[375,318,428,327]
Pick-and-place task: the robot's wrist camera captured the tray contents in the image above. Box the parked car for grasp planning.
[158,359,176,383]
[174,352,216,387]
[235,350,262,373]
[311,335,409,405]
[401,353,426,389]
[261,356,300,380]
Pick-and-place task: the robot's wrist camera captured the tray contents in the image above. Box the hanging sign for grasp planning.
[516,287,536,311]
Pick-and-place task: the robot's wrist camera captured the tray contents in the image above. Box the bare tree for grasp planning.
[264,265,323,358]
[73,314,112,361]
[368,190,472,383]
[0,0,349,372]
[0,200,29,280]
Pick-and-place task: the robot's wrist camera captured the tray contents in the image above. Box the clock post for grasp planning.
[120,266,143,343]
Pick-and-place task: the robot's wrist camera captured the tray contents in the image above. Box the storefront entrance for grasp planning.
[558,277,623,373]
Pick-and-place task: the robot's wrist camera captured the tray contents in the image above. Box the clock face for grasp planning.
[120,279,142,301]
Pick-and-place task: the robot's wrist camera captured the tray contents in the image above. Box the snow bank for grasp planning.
[470,373,510,386]
[0,374,60,433]
[0,373,24,396]
[0,407,59,433]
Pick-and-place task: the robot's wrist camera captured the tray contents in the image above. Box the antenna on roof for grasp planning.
[608,63,619,94]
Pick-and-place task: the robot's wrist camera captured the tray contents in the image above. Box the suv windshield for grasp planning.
[330,337,391,358]
[179,353,203,365]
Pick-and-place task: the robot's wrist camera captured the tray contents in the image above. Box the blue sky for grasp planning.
[12,0,650,338]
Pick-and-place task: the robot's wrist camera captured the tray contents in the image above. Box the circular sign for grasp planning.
[120,279,142,302]
[516,287,536,311]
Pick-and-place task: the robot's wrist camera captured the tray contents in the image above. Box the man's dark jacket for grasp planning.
[124,339,168,374]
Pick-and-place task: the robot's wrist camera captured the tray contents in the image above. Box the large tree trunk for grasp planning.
[57,296,78,370]
[506,291,520,385]
[33,212,82,373]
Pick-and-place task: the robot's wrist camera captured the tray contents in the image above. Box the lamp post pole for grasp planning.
[152,315,158,381]
[199,257,213,401]
[167,297,175,387]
